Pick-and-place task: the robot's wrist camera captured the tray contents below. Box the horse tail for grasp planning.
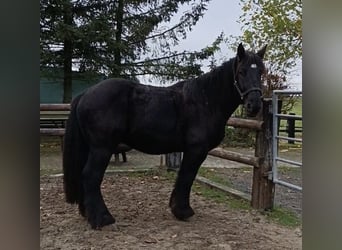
[63,94,88,204]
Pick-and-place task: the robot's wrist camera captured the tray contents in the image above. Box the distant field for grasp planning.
[279,96,302,147]
[291,97,302,116]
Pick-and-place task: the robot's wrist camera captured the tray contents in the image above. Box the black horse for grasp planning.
[63,43,267,229]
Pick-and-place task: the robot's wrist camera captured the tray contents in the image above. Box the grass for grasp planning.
[196,167,300,227]
[291,97,302,115]
[162,169,251,210]
[197,167,233,187]
[194,174,300,227]
[192,181,251,210]
[277,96,302,152]
[262,206,301,227]
[279,96,302,136]
[277,166,302,175]
[161,168,301,228]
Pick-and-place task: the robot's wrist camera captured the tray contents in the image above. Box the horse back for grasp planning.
[77,78,186,153]
[124,83,186,153]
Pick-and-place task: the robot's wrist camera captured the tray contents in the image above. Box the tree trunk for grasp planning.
[63,0,73,103]
[113,0,124,77]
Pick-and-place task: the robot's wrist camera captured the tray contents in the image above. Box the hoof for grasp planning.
[171,206,195,221]
[89,212,116,230]
[78,203,86,217]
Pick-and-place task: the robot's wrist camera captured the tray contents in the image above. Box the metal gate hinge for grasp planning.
[265,171,273,180]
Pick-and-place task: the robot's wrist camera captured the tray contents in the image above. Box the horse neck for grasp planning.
[194,59,242,120]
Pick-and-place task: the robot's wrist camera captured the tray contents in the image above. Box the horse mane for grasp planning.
[195,59,234,89]
[181,58,236,106]
[181,50,264,107]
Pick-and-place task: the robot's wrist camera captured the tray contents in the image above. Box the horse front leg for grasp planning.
[82,147,114,229]
[169,147,208,220]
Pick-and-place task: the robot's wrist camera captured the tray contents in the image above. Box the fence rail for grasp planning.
[40,104,129,162]
[40,103,70,111]
[207,100,274,209]
[208,148,259,168]
[40,128,66,136]
[226,117,263,130]
[40,104,70,135]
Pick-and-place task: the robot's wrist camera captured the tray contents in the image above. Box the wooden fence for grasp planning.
[40,104,70,136]
[164,100,274,209]
[206,99,274,210]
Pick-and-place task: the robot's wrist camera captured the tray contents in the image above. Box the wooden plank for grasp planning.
[40,107,70,130]
[195,176,251,201]
[227,117,263,130]
[40,111,70,115]
[40,116,67,121]
[208,148,259,167]
[40,128,65,136]
[48,167,157,178]
[40,104,70,111]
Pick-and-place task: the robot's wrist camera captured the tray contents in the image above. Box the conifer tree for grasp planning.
[40,0,222,102]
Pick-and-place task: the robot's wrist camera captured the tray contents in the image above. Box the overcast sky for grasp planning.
[165,0,302,90]
[174,0,241,59]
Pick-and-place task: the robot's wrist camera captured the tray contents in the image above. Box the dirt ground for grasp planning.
[40,140,302,249]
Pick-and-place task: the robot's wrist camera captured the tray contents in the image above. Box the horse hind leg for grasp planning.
[82,147,115,229]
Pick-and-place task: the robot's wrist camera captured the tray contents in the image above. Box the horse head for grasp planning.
[233,43,267,117]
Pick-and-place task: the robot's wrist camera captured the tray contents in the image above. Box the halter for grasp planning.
[233,58,263,101]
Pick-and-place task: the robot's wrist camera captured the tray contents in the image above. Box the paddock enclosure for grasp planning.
[41,95,302,210]
[40,93,302,249]
[40,154,301,250]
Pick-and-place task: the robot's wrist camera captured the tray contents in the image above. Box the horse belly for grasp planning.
[124,130,183,155]
[125,89,185,154]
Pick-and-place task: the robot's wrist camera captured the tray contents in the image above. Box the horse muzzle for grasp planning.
[244,92,262,117]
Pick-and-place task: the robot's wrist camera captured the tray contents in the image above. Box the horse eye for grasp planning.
[239,69,247,76]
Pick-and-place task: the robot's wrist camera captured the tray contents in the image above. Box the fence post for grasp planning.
[287,112,296,144]
[165,152,182,171]
[251,99,275,210]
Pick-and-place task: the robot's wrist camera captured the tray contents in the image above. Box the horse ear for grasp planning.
[257,45,267,59]
[237,43,245,61]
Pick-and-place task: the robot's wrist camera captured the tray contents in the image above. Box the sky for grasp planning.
[150,0,302,90]
[174,0,241,59]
